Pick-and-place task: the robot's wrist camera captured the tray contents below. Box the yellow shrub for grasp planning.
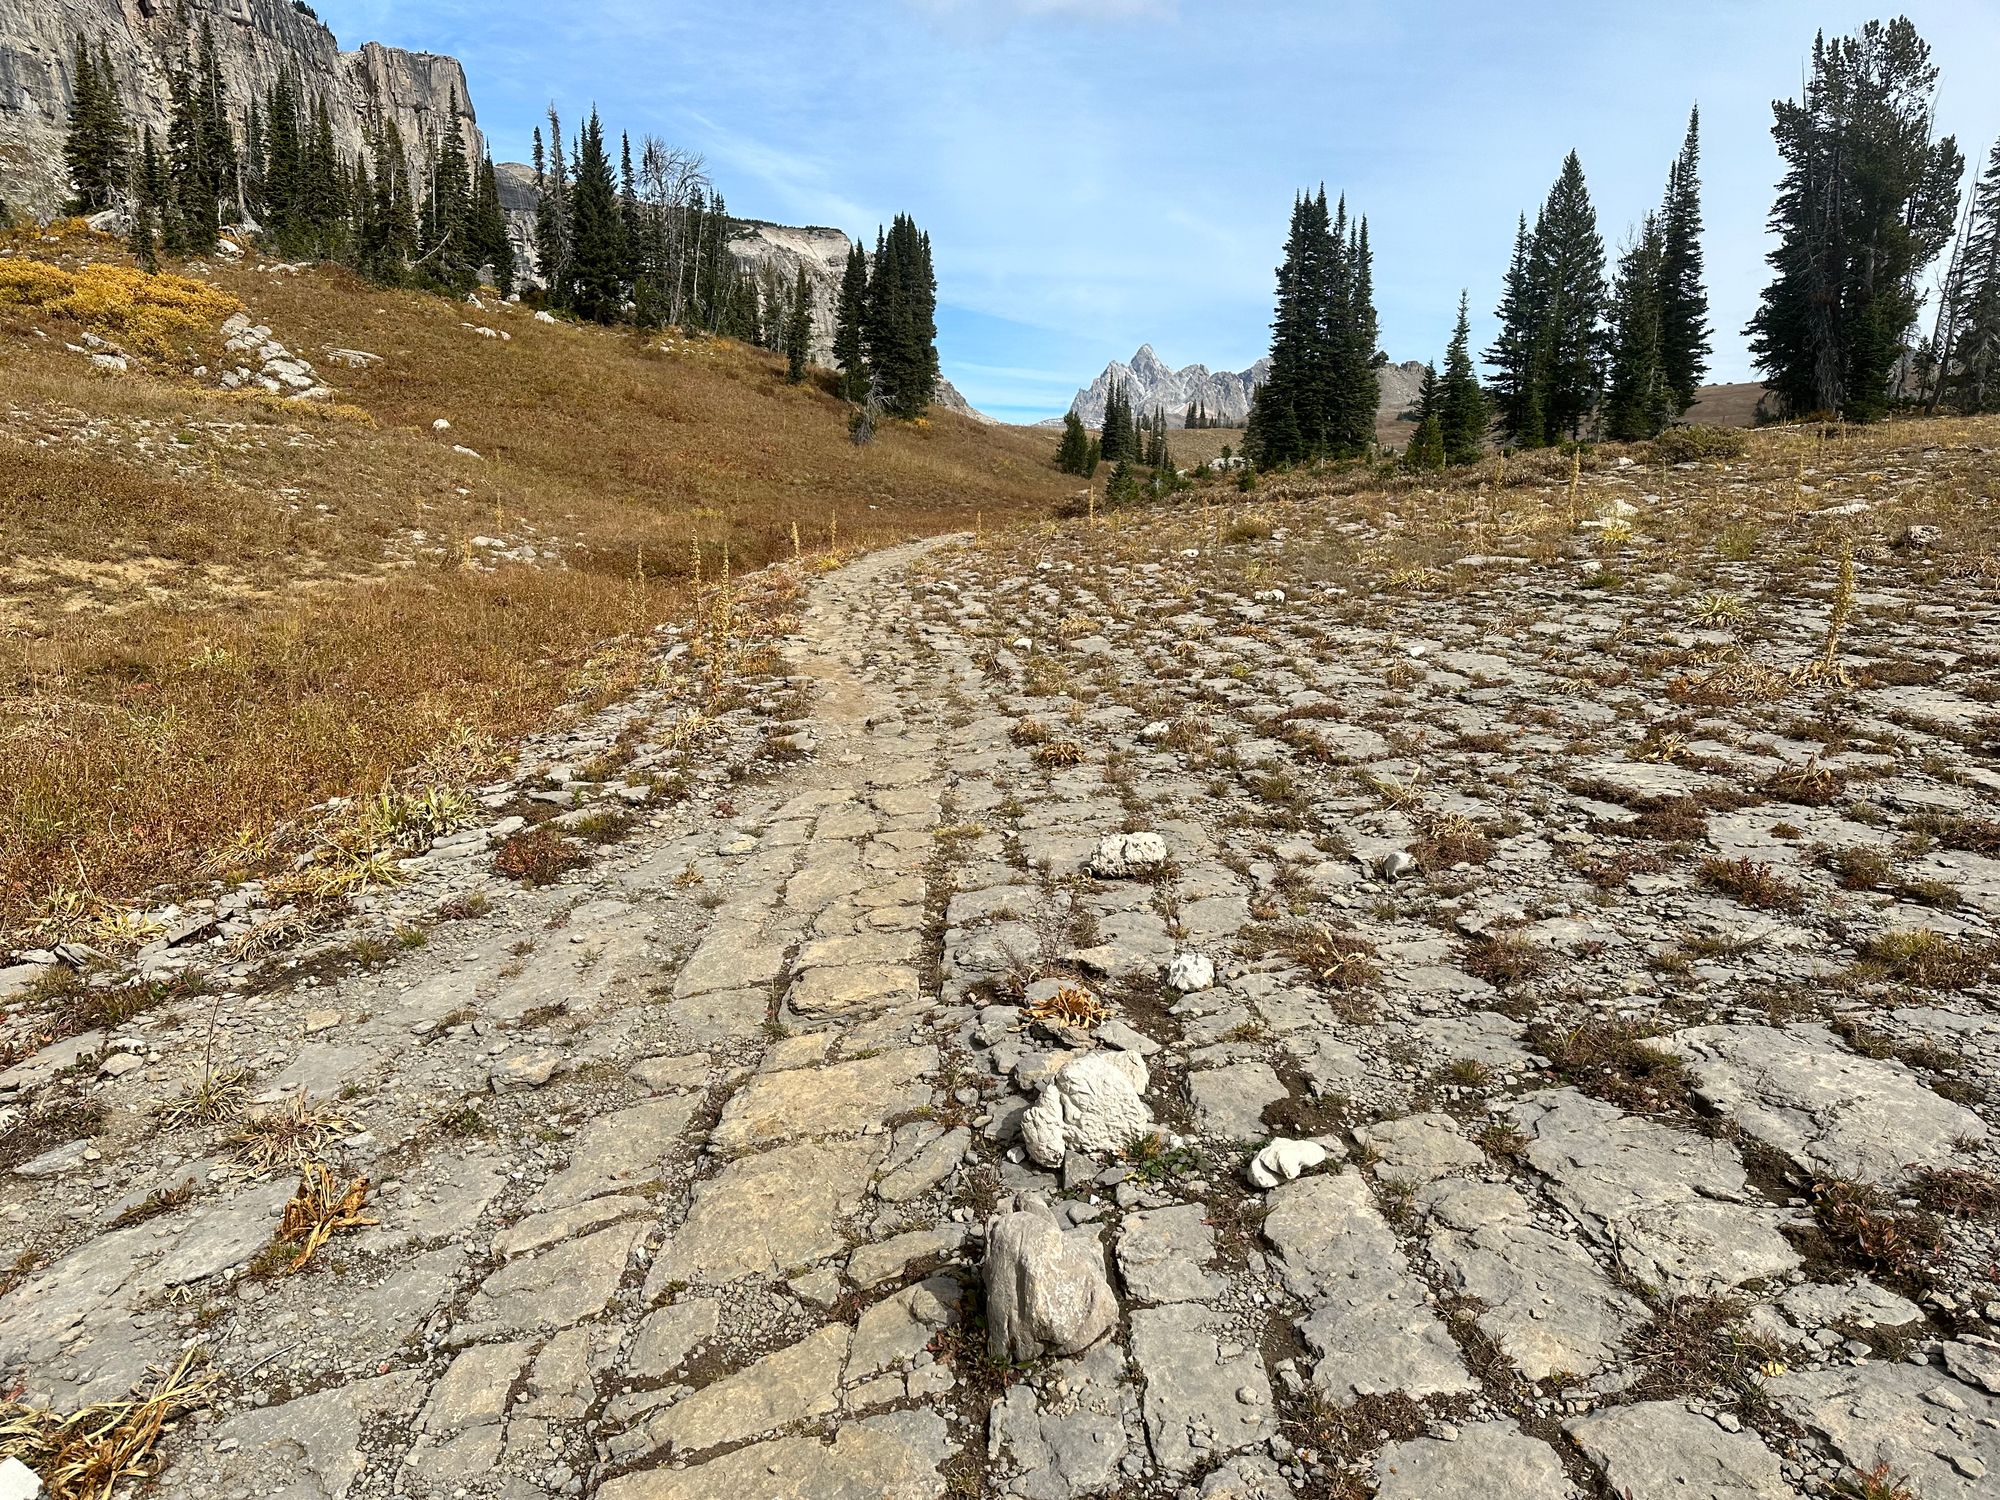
[0,260,241,356]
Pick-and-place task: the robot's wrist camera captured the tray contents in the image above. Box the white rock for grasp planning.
[0,1457,44,1500]
[1090,832,1168,879]
[1164,951,1215,993]
[432,418,452,431]
[1247,1139,1329,1190]
[984,1195,1118,1362]
[1019,1051,1153,1168]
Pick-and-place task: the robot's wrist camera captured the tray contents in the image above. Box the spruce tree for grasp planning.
[1604,216,1674,441]
[533,112,572,299]
[63,34,128,213]
[474,154,515,295]
[863,215,939,417]
[1656,107,1710,412]
[1404,415,1444,471]
[785,263,811,383]
[1437,292,1486,464]
[1245,188,1378,465]
[1055,409,1090,474]
[1942,136,2000,413]
[1748,19,1963,420]
[1484,215,1543,447]
[1533,152,1609,442]
[833,241,869,399]
[564,110,625,322]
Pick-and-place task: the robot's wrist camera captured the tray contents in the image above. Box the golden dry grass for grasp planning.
[0,225,1073,929]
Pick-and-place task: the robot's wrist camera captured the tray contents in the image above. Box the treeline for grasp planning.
[64,22,510,296]
[54,22,943,416]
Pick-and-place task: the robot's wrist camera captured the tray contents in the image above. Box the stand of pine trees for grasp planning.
[1243,189,1379,467]
[63,35,128,214]
[1748,19,1962,422]
[1053,409,1100,476]
[1182,399,1222,429]
[1098,375,1140,462]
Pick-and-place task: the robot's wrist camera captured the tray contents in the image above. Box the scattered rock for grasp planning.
[984,1195,1118,1362]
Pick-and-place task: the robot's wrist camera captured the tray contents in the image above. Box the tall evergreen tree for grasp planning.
[533,112,573,298]
[1941,136,2000,413]
[1532,152,1609,441]
[1484,215,1543,447]
[1747,19,1963,421]
[1437,291,1487,464]
[1055,409,1091,474]
[1245,188,1379,465]
[785,262,812,383]
[833,241,869,400]
[1604,215,1675,440]
[863,214,940,417]
[564,109,625,322]
[63,35,128,213]
[1656,107,1711,412]
[473,154,515,294]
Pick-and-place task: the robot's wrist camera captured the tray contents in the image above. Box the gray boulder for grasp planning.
[984,1196,1118,1363]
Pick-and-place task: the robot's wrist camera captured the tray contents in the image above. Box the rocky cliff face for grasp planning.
[1057,345,1268,428]
[0,0,480,217]
[1056,345,1430,445]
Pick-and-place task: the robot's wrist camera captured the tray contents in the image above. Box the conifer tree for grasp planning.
[63,35,128,213]
[1656,107,1710,413]
[474,154,515,295]
[1055,409,1090,474]
[1942,136,2000,413]
[833,240,869,400]
[863,215,939,417]
[1604,216,1674,441]
[1533,152,1609,441]
[785,262,811,383]
[564,109,625,322]
[1404,414,1444,470]
[1748,19,1962,420]
[1245,188,1378,465]
[1437,292,1487,464]
[533,112,572,298]
[1484,216,1542,447]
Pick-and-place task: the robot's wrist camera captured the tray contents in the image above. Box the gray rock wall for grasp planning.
[1,0,480,217]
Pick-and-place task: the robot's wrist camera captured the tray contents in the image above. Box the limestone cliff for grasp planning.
[0,0,480,217]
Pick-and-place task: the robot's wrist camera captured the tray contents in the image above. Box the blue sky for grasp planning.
[318,1,2000,423]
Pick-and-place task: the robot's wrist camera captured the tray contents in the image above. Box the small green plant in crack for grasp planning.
[1812,1177,1944,1280]
[1122,1132,1205,1184]
[1529,1017,1690,1114]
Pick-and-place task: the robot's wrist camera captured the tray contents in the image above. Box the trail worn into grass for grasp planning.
[3,417,2000,1500]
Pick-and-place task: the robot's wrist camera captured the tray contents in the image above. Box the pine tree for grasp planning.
[863,215,940,417]
[1055,409,1090,474]
[63,34,128,213]
[1604,216,1674,441]
[564,110,625,322]
[1245,188,1378,465]
[1404,415,1444,470]
[833,241,869,400]
[1656,107,1710,413]
[1484,215,1542,447]
[1748,19,1963,420]
[474,154,515,295]
[1533,152,1609,441]
[1942,136,2000,413]
[1437,292,1487,464]
[533,112,572,299]
[129,124,165,271]
[785,262,811,383]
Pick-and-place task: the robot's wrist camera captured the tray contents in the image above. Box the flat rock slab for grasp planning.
[1773,1361,2000,1499]
[167,1372,423,1500]
[788,963,922,1017]
[649,1137,883,1288]
[1509,1088,1801,1296]
[1187,1061,1289,1140]
[1262,1172,1474,1403]
[598,1409,952,1500]
[1355,1111,1485,1185]
[1418,1177,1646,1379]
[1129,1304,1278,1474]
[1117,1204,1226,1304]
[642,1323,849,1456]
[1377,1420,1577,1500]
[987,1340,1136,1500]
[1565,1401,1791,1500]
[459,1222,642,1338]
[1664,1023,1987,1185]
[529,1096,699,1211]
[713,1046,935,1153]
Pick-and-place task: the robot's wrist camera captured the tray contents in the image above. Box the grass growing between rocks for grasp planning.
[0,1346,211,1500]
[0,224,1073,934]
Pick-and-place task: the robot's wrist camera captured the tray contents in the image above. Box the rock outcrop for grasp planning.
[1052,344,1430,445]
[0,0,480,217]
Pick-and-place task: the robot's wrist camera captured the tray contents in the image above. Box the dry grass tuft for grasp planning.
[0,1346,211,1500]
[492,825,588,886]
[1532,1017,1691,1114]
[1025,983,1110,1029]
[227,1092,351,1172]
[1850,929,1994,991]
[267,1160,377,1274]
[1698,856,1807,912]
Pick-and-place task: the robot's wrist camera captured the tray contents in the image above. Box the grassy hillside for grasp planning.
[0,225,1072,928]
